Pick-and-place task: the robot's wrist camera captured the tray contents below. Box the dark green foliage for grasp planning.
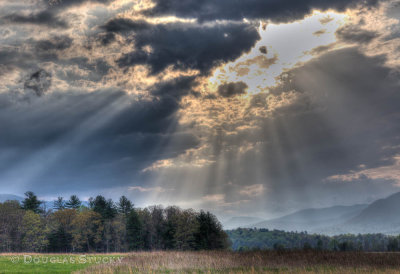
[388,238,399,251]
[53,197,65,210]
[317,239,323,250]
[194,211,230,250]
[0,201,24,252]
[47,226,73,252]
[163,207,180,250]
[65,195,81,209]
[118,196,133,215]
[273,243,285,251]
[90,196,117,220]
[126,209,144,250]
[338,241,354,251]
[227,228,400,252]
[21,191,43,214]
[303,242,312,250]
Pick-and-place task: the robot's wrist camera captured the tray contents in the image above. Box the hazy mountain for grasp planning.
[250,204,368,233]
[248,192,400,235]
[223,217,264,229]
[350,192,400,224]
[0,194,23,203]
[339,192,400,234]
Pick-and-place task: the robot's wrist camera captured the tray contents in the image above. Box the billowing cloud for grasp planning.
[101,19,260,74]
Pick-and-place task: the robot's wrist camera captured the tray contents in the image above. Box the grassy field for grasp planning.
[0,254,124,274]
[3,251,400,273]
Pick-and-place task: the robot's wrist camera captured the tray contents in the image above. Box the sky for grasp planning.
[1,0,400,219]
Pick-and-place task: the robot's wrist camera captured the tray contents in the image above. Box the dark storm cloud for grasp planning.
[104,20,260,74]
[144,0,378,23]
[0,49,32,68]
[218,82,248,98]
[150,76,199,99]
[1,11,68,28]
[45,0,111,8]
[100,18,150,33]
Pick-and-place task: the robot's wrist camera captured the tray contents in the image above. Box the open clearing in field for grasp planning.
[3,251,400,273]
[78,251,400,273]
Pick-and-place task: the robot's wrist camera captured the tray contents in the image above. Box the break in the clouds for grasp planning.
[0,0,400,218]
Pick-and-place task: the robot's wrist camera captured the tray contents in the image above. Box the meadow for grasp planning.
[3,251,400,273]
[0,254,125,274]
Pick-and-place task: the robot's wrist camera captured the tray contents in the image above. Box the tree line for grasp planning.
[0,191,229,253]
[227,228,400,252]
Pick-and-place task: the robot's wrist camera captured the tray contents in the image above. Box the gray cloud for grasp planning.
[144,0,378,23]
[35,35,73,51]
[24,69,52,97]
[45,0,112,8]
[336,25,379,44]
[100,18,149,33]
[1,11,68,28]
[103,20,260,75]
[218,82,248,98]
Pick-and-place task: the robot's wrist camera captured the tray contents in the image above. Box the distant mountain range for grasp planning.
[250,204,368,233]
[0,194,23,203]
[223,217,264,230]
[224,192,400,235]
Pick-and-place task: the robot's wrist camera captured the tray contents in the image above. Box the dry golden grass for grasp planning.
[74,250,400,273]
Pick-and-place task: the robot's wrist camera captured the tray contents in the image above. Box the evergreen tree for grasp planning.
[53,197,65,210]
[65,195,82,209]
[48,226,73,252]
[21,191,43,214]
[91,196,117,220]
[126,209,144,250]
[194,211,229,250]
[163,206,180,250]
[117,196,133,215]
[48,209,77,252]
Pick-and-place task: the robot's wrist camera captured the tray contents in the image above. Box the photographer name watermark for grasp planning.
[11,255,124,265]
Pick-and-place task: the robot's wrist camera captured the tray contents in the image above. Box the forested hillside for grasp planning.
[227,228,400,252]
